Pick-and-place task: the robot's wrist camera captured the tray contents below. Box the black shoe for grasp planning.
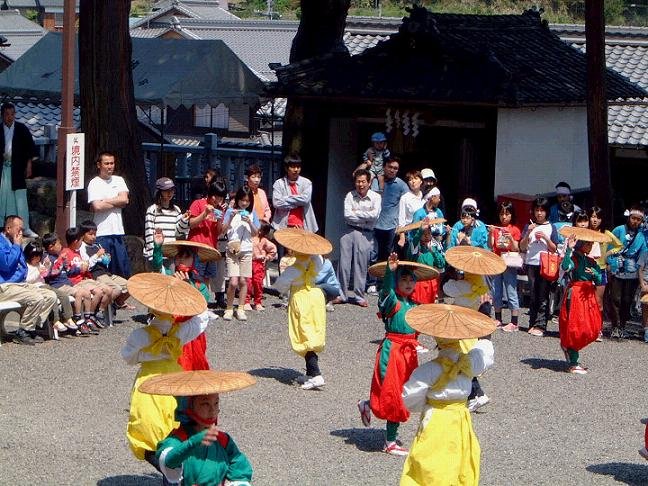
[77,322,91,337]
[12,329,36,346]
[29,332,45,343]
[91,313,106,329]
[86,321,100,335]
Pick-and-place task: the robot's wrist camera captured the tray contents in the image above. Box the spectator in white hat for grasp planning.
[411,187,446,247]
[420,168,437,197]
[448,198,489,249]
[549,181,580,224]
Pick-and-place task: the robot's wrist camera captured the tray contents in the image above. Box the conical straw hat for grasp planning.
[558,226,612,243]
[127,273,207,316]
[139,370,256,396]
[162,240,221,262]
[445,246,506,275]
[274,228,333,255]
[368,260,439,281]
[395,218,446,234]
[406,303,497,339]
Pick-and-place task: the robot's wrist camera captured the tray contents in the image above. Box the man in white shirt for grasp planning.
[86,152,131,277]
[333,169,381,307]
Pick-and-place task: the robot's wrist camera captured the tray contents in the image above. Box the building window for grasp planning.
[194,104,229,129]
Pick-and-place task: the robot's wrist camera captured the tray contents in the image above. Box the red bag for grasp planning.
[540,251,561,281]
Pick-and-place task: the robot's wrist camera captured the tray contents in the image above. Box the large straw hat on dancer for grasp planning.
[445,246,506,276]
[127,273,207,316]
[274,227,333,255]
[162,240,221,262]
[368,260,439,281]
[139,370,256,396]
[558,226,613,243]
[406,303,497,339]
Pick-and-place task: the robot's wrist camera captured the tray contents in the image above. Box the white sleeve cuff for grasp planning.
[159,447,183,484]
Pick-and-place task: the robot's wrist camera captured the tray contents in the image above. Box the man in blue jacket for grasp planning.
[0,215,56,344]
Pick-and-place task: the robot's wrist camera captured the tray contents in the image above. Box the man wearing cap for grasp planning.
[87,151,131,278]
[549,181,580,224]
[334,169,381,307]
[0,215,57,344]
[373,156,408,272]
[420,168,437,196]
[271,153,318,232]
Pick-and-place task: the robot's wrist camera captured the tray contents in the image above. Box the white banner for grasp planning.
[65,132,84,191]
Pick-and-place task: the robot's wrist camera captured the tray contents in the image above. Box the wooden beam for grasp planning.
[585,0,613,216]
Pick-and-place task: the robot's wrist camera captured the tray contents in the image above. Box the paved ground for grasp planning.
[1,295,647,486]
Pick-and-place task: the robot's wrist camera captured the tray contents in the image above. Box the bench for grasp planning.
[0,296,114,346]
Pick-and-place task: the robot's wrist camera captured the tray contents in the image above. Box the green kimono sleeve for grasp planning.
[225,435,253,483]
[157,429,207,469]
[152,243,172,275]
[378,263,398,317]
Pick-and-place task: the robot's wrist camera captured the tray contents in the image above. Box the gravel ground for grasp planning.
[1,295,647,486]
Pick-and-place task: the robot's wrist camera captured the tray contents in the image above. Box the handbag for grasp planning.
[539,251,561,281]
[501,251,523,268]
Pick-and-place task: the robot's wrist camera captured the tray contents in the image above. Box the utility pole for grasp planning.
[585,0,613,217]
[55,0,75,236]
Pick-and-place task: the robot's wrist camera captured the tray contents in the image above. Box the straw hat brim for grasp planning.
[395,218,447,234]
[138,370,256,396]
[406,303,497,339]
[127,273,207,316]
[368,261,439,281]
[274,228,333,255]
[445,246,506,275]
[162,240,221,262]
[558,226,612,243]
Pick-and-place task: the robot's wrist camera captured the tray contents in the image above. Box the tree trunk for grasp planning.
[284,0,350,155]
[585,0,613,218]
[282,0,351,233]
[79,0,149,236]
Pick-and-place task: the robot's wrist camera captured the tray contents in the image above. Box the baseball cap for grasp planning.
[371,132,387,142]
[156,177,175,191]
[421,168,436,181]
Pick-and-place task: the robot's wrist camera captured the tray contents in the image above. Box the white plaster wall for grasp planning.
[326,118,357,263]
[494,107,590,197]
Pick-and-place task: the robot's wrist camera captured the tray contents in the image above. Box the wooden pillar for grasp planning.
[585,0,613,216]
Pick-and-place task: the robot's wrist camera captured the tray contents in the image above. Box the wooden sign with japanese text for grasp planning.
[65,133,84,191]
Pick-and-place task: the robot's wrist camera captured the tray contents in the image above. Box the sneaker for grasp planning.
[325,302,335,312]
[383,440,409,456]
[254,304,265,311]
[86,321,100,335]
[415,344,430,354]
[243,303,253,311]
[568,365,588,375]
[223,309,234,321]
[366,285,378,296]
[12,328,36,346]
[527,327,544,337]
[596,331,603,342]
[357,400,371,427]
[89,314,105,329]
[77,321,91,337]
[235,309,247,321]
[502,323,519,332]
[64,319,78,331]
[53,321,67,333]
[467,394,490,412]
[301,375,325,390]
[207,311,220,321]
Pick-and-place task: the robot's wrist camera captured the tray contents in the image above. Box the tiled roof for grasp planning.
[131,0,238,29]
[12,100,80,138]
[0,10,46,61]
[273,8,646,105]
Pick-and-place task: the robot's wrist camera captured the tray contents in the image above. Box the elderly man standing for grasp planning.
[272,153,318,232]
[0,102,39,237]
[333,169,381,307]
[0,215,57,345]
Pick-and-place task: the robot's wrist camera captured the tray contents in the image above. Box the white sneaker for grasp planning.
[53,321,67,333]
[235,309,247,321]
[223,309,234,321]
[301,375,325,390]
[467,394,490,412]
[325,302,335,312]
[366,285,378,295]
[254,304,265,311]
[243,303,253,311]
[207,311,220,321]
